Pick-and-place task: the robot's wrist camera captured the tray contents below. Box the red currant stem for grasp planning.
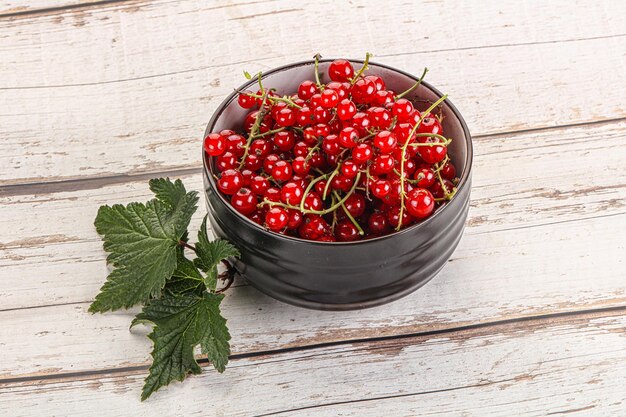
[396,94,448,231]
[239,91,269,169]
[330,195,338,232]
[263,173,362,216]
[299,172,330,212]
[364,165,371,200]
[435,162,456,200]
[333,190,364,235]
[395,67,429,100]
[432,155,450,173]
[256,71,265,94]
[407,132,452,146]
[323,166,341,200]
[250,126,285,139]
[313,53,324,90]
[350,52,372,85]
[292,126,305,134]
[179,240,197,254]
[304,143,321,162]
[243,91,303,109]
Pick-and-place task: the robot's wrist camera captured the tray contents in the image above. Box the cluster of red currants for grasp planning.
[204,54,458,242]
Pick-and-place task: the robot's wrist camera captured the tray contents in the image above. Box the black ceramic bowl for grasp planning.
[203,59,473,310]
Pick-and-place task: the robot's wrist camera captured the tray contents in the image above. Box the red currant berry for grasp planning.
[219,129,236,137]
[372,179,392,199]
[320,89,339,108]
[339,127,359,148]
[263,154,280,173]
[374,130,398,154]
[281,181,304,205]
[216,152,237,171]
[225,134,246,156]
[430,179,455,199]
[336,99,357,121]
[231,188,257,215]
[296,106,314,126]
[273,130,295,151]
[217,169,243,195]
[293,141,310,157]
[299,215,329,240]
[326,81,349,100]
[286,208,303,229]
[341,160,359,179]
[393,123,415,145]
[441,162,456,179]
[314,123,330,139]
[322,134,342,155]
[270,101,288,119]
[349,112,371,135]
[292,156,310,176]
[373,90,395,106]
[352,143,373,164]
[391,98,414,122]
[342,193,365,217]
[264,187,281,202]
[367,107,392,129]
[309,93,323,108]
[250,139,271,158]
[365,75,385,91]
[237,91,257,109]
[331,175,354,192]
[265,207,289,231]
[371,154,395,175]
[368,212,388,234]
[298,80,319,100]
[248,210,264,225]
[244,154,262,171]
[328,59,355,82]
[417,137,447,164]
[240,169,253,186]
[386,205,413,229]
[303,192,323,211]
[417,115,442,135]
[336,220,360,242]
[272,160,293,182]
[204,133,226,156]
[275,108,296,127]
[315,180,328,197]
[414,167,436,188]
[313,106,331,124]
[351,77,376,104]
[250,175,270,195]
[406,188,435,219]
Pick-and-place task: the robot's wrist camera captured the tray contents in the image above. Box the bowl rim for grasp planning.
[203,57,473,246]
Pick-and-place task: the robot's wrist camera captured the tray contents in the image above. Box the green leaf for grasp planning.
[194,216,240,291]
[138,292,231,400]
[164,250,204,296]
[90,179,199,313]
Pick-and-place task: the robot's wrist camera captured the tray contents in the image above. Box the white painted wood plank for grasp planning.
[1,1,626,184]
[2,210,625,379]
[2,312,625,416]
[2,121,625,310]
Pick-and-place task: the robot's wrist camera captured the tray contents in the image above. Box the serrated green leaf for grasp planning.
[164,250,204,296]
[139,292,231,400]
[194,216,240,291]
[90,179,199,313]
[149,178,199,239]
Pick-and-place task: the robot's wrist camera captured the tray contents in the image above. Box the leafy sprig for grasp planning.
[90,178,240,400]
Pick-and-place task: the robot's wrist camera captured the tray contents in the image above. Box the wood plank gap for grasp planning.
[2,304,625,386]
[0,0,132,19]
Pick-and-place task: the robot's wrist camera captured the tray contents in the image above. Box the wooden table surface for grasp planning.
[1,1,626,415]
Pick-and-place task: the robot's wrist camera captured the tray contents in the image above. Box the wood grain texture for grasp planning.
[1,0,626,185]
[2,121,625,379]
[2,311,625,416]
[3,121,625,309]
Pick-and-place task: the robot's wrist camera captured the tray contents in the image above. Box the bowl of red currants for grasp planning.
[202,55,473,310]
